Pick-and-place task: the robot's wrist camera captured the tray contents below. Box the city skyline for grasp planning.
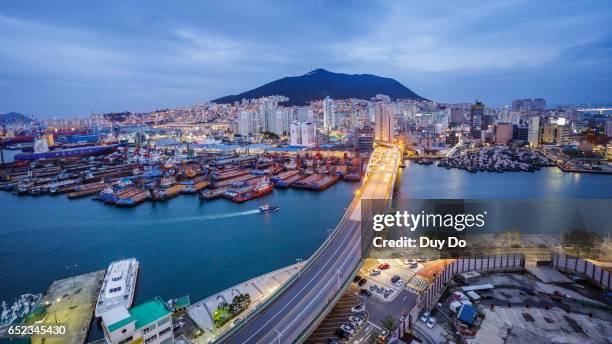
[1,0,612,118]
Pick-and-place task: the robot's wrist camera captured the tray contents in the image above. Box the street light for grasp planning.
[335,268,341,286]
[66,264,78,287]
[326,228,333,245]
[296,259,303,278]
[274,328,282,344]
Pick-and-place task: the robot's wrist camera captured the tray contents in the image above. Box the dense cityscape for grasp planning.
[1,1,612,344]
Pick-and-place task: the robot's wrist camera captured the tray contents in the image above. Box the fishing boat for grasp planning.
[259,205,279,213]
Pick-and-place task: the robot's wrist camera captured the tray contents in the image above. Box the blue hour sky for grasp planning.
[1,0,611,118]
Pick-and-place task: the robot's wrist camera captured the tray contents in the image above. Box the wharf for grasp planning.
[308,175,340,191]
[187,263,304,343]
[24,270,105,344]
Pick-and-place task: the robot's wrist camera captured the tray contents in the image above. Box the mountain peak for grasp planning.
[212,70,426,105]
[305,68,331,76]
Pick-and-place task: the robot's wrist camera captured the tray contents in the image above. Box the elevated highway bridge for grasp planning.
[215,144,402,344]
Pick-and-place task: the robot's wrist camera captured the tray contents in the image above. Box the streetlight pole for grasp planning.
[66,264,78,287]
[296,259,303,278]
[335,268,341,287]
[274,328,282,344]
[326,228,333,246]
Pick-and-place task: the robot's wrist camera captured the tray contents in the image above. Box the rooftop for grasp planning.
[105,297,170,332]
[130,297,171,329]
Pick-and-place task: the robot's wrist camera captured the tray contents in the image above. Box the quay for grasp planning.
[0,146,368,207]
[187,263,305,343]
[25,270,105,344]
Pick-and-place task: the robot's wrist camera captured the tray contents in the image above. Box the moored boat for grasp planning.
[95,258,139,317]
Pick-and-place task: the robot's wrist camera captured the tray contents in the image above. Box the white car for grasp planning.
[426,316,437,328]
[348,316,364,325]
[420,311,430,323]
[370,268,381,276]
[340,324,355,334]
[394,279,406,288]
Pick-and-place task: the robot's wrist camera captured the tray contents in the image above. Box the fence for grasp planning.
[552,252,611,290]
[395,253,525,339]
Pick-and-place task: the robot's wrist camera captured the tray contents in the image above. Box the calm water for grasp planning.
[0,182,358,304]
[397,160,612,199]
[0,161,610,339]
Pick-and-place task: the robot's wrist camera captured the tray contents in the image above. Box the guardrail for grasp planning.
[295,146,400,342]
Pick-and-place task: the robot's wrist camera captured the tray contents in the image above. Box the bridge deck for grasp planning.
[217,145,400,344]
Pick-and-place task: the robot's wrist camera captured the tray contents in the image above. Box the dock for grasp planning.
[25,270,105,344]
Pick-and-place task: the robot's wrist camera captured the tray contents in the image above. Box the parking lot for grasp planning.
[305,285,367,343]
[356,259,422,302]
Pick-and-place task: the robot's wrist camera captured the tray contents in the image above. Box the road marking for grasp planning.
[237,221,359,343]
[273,243,361,340]
[226,147,399,343]
[367,321,383,331]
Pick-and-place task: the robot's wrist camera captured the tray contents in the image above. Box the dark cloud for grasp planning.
[0,0,610,117]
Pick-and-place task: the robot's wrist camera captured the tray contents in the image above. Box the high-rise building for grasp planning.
[528,116,540,146]
[449,108,464,127]
[470,102,485,139]
[295,106,313,123]
[290,121,316,147]
[323,97,335,131]
[354,126,374,151]
[533,98,546,111]
[374,103,394,143]
[300,122,316,147]
[494,123,513,145]
[237,110,254,136]
[605,120,612,137]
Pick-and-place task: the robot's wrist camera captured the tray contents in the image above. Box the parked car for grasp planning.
[370,284,379,292]
[351,304,366,314]
[409,262,418,268]
[371,268,381,276]
[358,278,367,287]
[417,257,427,263]
[335,329,350,339]
[394,279,406,288]
[353,275,363,283]
[428,256,438,261]
[340,324,355,334]
[349,316,364,325]
[349,321,361,330]
[383,289,394,298]
[420,311,430,323]
[378,262,390,269]
[391,275,400,283]
[377,330,389,343]
[426,316,437,328]
[359,288,372,297]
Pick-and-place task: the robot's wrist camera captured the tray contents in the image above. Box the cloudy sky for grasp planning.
[1,0,611,118]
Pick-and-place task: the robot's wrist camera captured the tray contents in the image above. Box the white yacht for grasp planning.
[95,258,139,317]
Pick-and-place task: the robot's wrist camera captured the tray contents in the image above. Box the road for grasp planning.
[217,145,400,344]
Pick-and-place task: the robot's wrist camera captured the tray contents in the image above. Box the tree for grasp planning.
[380,315,398,331]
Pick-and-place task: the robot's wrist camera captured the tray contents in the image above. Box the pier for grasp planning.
[25,270,105,344]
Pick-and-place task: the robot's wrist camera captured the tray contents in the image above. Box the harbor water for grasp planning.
[1,160,611,339]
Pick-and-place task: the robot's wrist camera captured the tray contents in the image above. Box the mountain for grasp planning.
[0,112,33,124]
[212,69,426,105]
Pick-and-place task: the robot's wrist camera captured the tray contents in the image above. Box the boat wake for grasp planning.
[124,209,261,225]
